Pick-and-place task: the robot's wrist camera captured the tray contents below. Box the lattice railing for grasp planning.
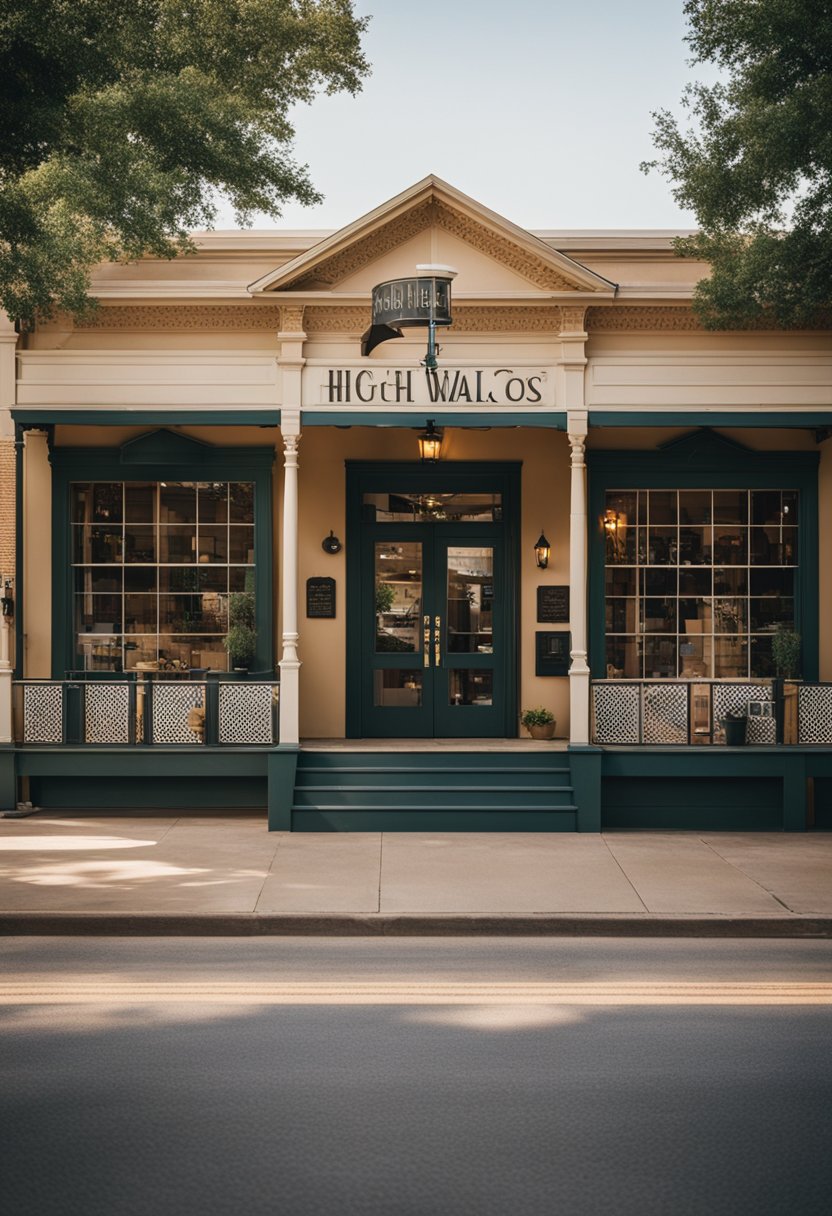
[592,680,782,745]
[13,677,279,746]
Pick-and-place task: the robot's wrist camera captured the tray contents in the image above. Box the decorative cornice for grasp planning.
[433,201,583,292]
[559,306,587,334]
[284,197,597,293]
[73,305,283,331]
[292,200,435,288]
[303,306,371,333]
[279,305,306,334]
[448,306,562,333]
[585,305,832,332]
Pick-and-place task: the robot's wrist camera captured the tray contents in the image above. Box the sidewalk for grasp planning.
[1,812,831,936]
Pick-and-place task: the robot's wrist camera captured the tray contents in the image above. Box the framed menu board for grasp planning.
[537,585,569,624]
[306,577,336,619]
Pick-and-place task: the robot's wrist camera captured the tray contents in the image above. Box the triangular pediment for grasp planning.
[658,429,752,460]
[120,428,210,464]
[249,175,615,297]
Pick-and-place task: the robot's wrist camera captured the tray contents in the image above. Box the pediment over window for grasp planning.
[249,175,615,299]
[120,429,211,465]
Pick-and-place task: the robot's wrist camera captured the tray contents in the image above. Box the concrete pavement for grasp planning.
[1,812,831,934]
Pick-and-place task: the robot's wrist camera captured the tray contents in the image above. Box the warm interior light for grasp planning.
[534,531,551,569]
[417,419,443,462]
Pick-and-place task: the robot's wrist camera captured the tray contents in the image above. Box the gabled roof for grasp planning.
[248,175,616,296]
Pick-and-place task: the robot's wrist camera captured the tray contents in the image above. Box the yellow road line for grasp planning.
[1,981,831,1006]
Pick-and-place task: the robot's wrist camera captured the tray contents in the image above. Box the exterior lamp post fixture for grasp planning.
[534,531,551,569]
[418,419,443,462]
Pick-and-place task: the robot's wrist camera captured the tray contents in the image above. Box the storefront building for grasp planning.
[1,176,831,829]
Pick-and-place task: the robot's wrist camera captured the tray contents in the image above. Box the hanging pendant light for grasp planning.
[417,419,443,462]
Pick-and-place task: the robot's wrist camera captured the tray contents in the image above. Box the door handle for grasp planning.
[434,615,441,667]
[423,615,430,668]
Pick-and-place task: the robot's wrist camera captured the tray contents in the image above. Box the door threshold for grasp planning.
[300,738,569,752]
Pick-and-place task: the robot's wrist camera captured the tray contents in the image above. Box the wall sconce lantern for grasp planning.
[321,531,342,555]
[417,419,443,463]
[603,508,623,560]
[534,531,551,569]
[1,580,13,618]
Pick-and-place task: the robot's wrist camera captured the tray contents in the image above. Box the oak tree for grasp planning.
[0,0,369,323]
[644,0,832,328]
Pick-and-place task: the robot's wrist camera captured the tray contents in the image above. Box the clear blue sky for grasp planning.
[216,1,709,232]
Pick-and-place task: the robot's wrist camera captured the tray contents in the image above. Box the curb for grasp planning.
[1,913,831,938]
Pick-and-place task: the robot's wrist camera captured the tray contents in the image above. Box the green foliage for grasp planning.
[643,1,832,328]
[0,1,370,323]
[771,626,801,678]
[520,707,555,728]
[374,581,395,616]
[225,590,256,667]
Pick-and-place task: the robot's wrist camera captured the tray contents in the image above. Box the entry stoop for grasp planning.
[290,750,578,831]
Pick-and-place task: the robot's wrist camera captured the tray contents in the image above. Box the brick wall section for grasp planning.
[0,437,15,582]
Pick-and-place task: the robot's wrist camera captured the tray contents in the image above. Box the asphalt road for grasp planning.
[2,938,831,1216]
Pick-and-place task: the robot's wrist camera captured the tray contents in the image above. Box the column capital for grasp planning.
[280,407,301,440]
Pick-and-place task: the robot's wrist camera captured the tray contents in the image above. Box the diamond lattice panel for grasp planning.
[713,683,772,745]
[798,687,832,744]
[151,683,205,744]
[642,684,688,744]
[85,683,131,744]
[593,684,640,744]
[23,684,63,744]
[218,683,276,744]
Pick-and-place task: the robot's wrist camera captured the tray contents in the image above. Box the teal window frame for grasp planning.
[587,435,819,681]
[51,436,275,678]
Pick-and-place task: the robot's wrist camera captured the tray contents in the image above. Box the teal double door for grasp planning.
[347,464,519,738]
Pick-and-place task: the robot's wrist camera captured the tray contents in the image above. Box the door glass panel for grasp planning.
[374,670,423,707]
[449,670,493,706]
[446,547,493,653]
[374,542,422,653]
[364,492,502,523]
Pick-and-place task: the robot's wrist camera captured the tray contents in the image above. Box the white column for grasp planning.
[568,412,590,745]
[278,413,301,744]
[0,312,17,740]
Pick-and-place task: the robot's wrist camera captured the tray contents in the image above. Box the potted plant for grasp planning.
[520,707,556,740]
[771,627,801,743]
[771,627,801,679]
[224,591,256,673]
[720,710,747,746]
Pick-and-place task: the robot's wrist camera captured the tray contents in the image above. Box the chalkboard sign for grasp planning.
[535,631,571,677]
[306,577,336,619]
[537,585,570,623]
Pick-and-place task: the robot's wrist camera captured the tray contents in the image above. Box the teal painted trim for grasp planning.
[50,441,275,677]
[568,747,602,832]
[13,410,280,427]
[303,411,566,429]
[268,749,299,830]
[345,462,521,738]
[13,424,23,677]
[589,411,832,429]
[15,747,272,778]
[0,749,16,811]
[782,754,809,831]
[291,809,577,832]
[587,441,820,681]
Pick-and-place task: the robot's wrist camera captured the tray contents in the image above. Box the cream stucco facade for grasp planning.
[3,176,831,828]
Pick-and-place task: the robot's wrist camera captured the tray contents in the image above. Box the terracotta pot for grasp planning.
[527,722,556,740]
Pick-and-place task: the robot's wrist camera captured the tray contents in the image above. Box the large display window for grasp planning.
[603,488,799,678]
[71,480,255,672]
[50,431,274,679]
[587,434,819,684]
